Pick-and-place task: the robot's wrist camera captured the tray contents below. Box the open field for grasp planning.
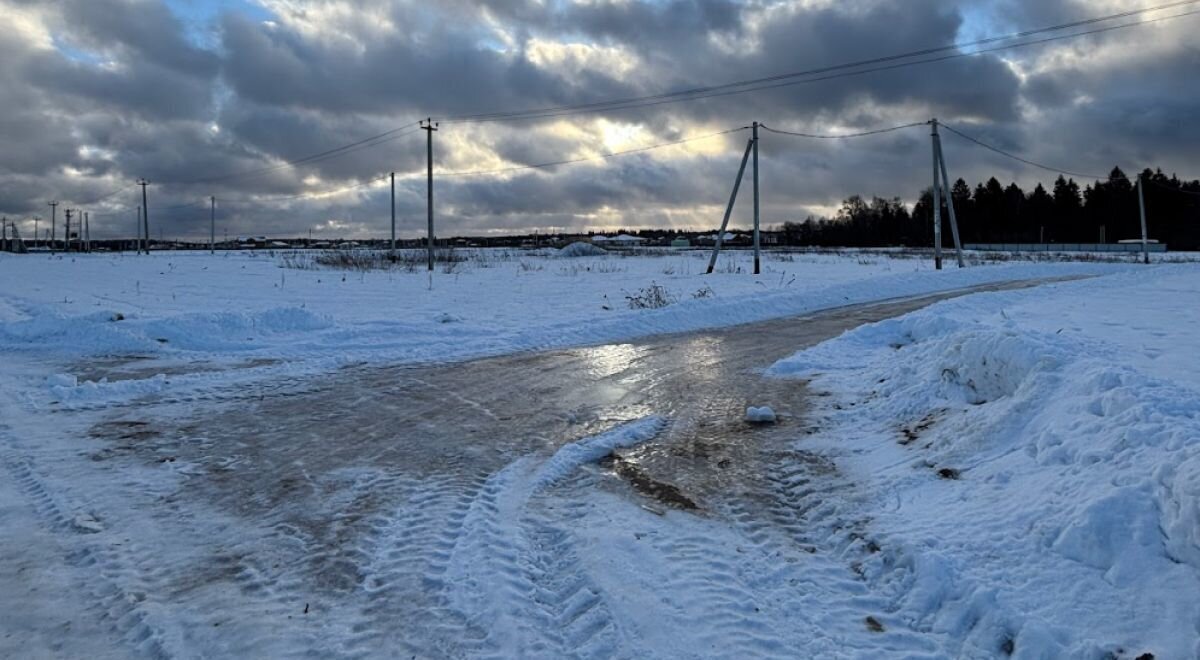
[2,249,1198,658]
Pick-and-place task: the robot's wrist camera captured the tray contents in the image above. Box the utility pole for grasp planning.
[1137,172,1150,265]
[210,196,216,255]
[707,137,755,274]
[931,120,965,268]
[135,206,142,253]
[929,119,944,270]
[752,121,761,275]
[390,171,396,256]
[84,211,90,252]
[34,216,39,250]
[421,118,438,271]
[138,178,150,254]
[64,209,73,253]
[48,201,58,254]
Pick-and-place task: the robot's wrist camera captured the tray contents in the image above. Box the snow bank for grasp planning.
[1,305,331,354]
[557,241,607,257]
[771,268,1200,658]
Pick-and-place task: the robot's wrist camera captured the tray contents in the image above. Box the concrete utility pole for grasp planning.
[135,206,141,253]
[752,121,761,275]
[390,171,396,255]
[48,201,58,254]
[420,119,438,271]
[1137,172,1150,265]
[707,137,755,274]
[931,120,965,268]
[138,178,150,254]
[930,121,943,270]
[64,209,73,253]
[210,196,216,255]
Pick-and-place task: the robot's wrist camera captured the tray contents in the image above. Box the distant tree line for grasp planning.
[782,168,1200,250]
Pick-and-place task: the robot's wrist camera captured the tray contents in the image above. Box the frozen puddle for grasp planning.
[11,279,1071,658]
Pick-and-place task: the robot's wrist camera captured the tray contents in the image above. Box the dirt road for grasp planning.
[24,278,1068,658]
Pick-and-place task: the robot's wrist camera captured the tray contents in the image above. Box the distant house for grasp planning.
[671,238,691,248]
[698,232,736,244]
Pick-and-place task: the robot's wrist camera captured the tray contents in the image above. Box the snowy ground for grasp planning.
[1,248,1196,658]
[772,265,1200,658]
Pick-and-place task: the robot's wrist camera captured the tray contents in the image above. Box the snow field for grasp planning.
[0,249,1132,410]
[771,264,1200,658]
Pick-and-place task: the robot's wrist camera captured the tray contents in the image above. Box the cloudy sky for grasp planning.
[1,0,1197,240]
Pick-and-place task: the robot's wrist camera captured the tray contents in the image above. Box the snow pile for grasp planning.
[533,416,666,488]
[744,406,777,423]
[557,241,607,257]
[771,271,1200,658]
[2,305,332,355]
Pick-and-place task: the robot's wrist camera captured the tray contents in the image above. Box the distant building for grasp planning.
[591,234,646,246]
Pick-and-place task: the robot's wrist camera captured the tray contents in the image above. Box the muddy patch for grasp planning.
[601,452,698,510]
[899,412,940,446]
[88,419,161,442]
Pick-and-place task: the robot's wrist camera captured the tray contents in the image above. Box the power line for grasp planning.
[941,122,1200,198]
[220,174,391,204]
[41,2,1200,212]
[440,1,1200,124]
[437,127,748,177]
[758,122,925,139]
[939,122,1112,180]
[174,124,422,185]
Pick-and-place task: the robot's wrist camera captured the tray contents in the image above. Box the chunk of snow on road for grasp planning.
[532,416,666,488]
[45,373,77,388]
[50,374,169,408]
[744,405,777,423]
[71,514,103,534]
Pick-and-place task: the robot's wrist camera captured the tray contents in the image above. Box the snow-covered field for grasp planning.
[1,248,1197,658]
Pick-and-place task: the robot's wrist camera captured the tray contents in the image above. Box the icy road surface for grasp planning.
[6,279,1072,658]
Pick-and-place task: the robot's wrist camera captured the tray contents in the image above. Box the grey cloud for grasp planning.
[0,0,1197,242]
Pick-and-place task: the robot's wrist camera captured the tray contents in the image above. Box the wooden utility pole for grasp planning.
[390,171,396,255]
[1137,172,1150,265]
[932,120,964,268]
[138,178,150,254]
[707,138,755,274]
[64,209,73,253]
[48,201,58,254]
[210,196,216,254]
[135,206,141,253]
[420,119,438,271]
[752,121,761,275]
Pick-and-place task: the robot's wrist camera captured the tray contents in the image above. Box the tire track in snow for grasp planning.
[342,471,493,658]
[0,448,176,659]
[521,490,622,660]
